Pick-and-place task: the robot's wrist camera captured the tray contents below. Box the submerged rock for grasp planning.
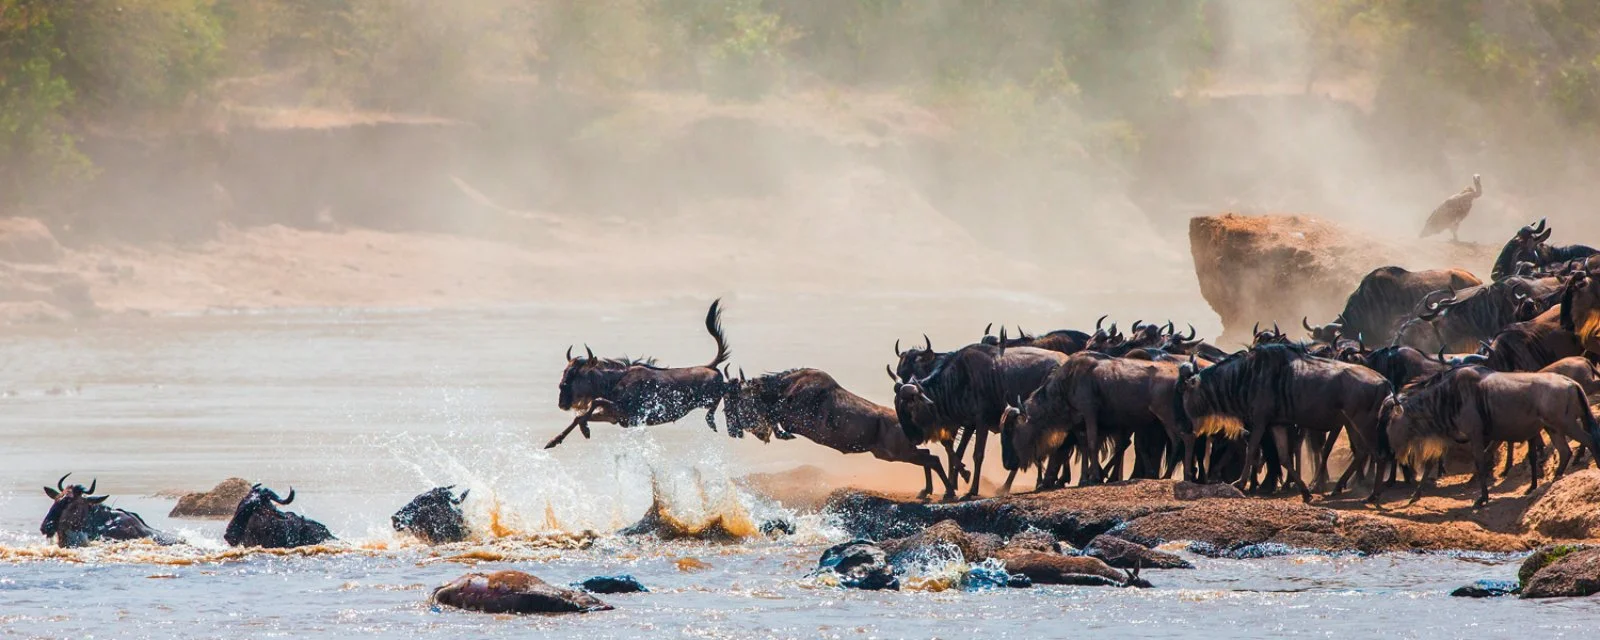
[817,540,899,591]
[1517,544,1597,588]
[1523,470,1600,539]
[431,571,613,614]
[169,478,252,519]
[880,520,1002,564]
[1450,580,1520,598]
[1083,535,1193,569]
[1521,548,1600,599]
[575,575,648,594]
[1002,552,1150,588]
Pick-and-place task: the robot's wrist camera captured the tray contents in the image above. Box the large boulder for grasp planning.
[1521,548,1600,599]
[1518,544,1597,588]
[169,478,253,519]
[1189,213,1495,343]
[431,571,613,614]
[0,218,62,264]
[1523,470,1600,539]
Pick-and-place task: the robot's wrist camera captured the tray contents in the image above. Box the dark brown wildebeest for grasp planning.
[1334,266,1483,346]
[1378,366,1600,507]
[1174,344,1389,501]
[224,484,335,548]
[1398,277,1550,354]
[980,324,1091,355]
[1562,270,1600,356]
[892,342,1067,500]
[40,474,175,548]
[392,486,470,544]
[725,368,954,500]
[1539,356,1600,397]
[1001,352,1186,489]
[547,300,732,448]
[1491,219,1553,281]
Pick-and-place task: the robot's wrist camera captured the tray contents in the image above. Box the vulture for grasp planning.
[1420,174,1482,242]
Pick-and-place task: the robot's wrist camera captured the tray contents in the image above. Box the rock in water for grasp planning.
[818,540,899,591]
[1523,470,1600,539]
[169,478,253,519]
[1083,535,1194,570]
[1517,544,1597,588]
[432,571,613,614]
[1002,552,1151,588]
[879,520,1003,564]
[1173,481,1244,501]
[1522,548,1600,599]
[1450,580,1520,598]
[575,575,648,594]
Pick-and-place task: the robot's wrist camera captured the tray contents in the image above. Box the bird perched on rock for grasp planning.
[1420,174,1482,242]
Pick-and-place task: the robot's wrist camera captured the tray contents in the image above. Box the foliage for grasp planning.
[0,0,86,206]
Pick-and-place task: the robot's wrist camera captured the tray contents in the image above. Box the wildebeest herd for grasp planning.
[551,219,1600,510]
[28,218,1600,554]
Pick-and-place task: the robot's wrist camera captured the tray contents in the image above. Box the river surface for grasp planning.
[0,294,1595,639]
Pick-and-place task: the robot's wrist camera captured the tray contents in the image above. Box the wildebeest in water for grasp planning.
[392,486,471,544]
[40,473,176,548]
[723,367,954,500]
[224,484,336,548]
[547,299,732,448]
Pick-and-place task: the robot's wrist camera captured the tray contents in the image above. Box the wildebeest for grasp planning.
[1563,270,1600,355]
[979,324,1090,355]
[1002,352,1186,489]
[1492,219,1554,281]
[224,484,335,548]
[547,300,732,448]
[725,367,954,500]
[1398,277,1546,353]
[40,474,175,548]
[1333,266,1482,346]
[893,342,1067,500]
[392,486,470,544]
[1174,344,1390,500]
[1378,366,1600,507]
[1539,356,1600,397]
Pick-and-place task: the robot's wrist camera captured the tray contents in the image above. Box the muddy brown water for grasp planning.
[0,294,1594,638]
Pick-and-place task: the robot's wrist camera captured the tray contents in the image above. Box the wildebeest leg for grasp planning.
[1548,428,1575,479]
[1526,437,1545,495]
[1473,437,1493,509]
[1310,426,1339,493]
[1406,460,1431,505]
[544,401,621,449]
[1081,415,1103,486]
[1235,423,1266,493]
[1276,427,1312,503]
[939,440,962,501]
[1000,468,1018,497]
[950,427,976,483]
[1500,441,1516,478]
[962,429,990,499]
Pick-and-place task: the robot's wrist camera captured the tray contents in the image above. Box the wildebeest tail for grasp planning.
[1574,384,1600,450]
[705,298,731,369]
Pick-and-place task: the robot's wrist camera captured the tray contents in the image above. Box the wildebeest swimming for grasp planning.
[546,299,732,449]
[1379,365,1600,507]
[722,367,954,500]
[40,474,176,548]
[224,484,336,548]
[392,486,471,544]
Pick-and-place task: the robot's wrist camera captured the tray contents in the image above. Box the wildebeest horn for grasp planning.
[886,364,900,384]
[1096,315,1107,331]
[57,473,70,492]
[1535,218,1547,233]
[1253,322,1260,336]
[894,339,902,357]
[1163,321,1174,336]
[584,345,594,361]
[984,322,993,336]
[1437,347,1448,364]
[1272,322,1280,336]
[565,345,573,361]
[1184,324,1197,341]
[1302,317,1314,332]
[86,478,95,494]
[1132,320,1144,331]
[738,368,746,382]
[454,488,469,504]
[923,334,933,352]
[273,488,295,505]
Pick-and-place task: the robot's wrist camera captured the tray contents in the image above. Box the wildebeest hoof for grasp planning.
[433,571,613,614]
[579,425,592,439]
[1473,498,1489,509]
[775,430,797,440]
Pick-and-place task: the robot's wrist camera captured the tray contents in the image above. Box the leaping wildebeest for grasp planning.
[392,486,471,544]
[723,367,954,500]
[40,474,176,548]
[224,484,336,548]
[547,300,732,448]
[1378,365,1600,507]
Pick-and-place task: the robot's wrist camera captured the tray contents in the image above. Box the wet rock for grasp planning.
[1523,470,1600,539]
[1521,548,1600,599]
[1450,580,1520,598]
[169,478,252,519]
[431,571,613,614]
[1084,535,1193,569]
[879,520,1002,564]
[817,540,899,591]
[999,528,1068,557]
[0,218,62,264]
[1518,544,1598,588]
[1173,481,1244,501]
[575,575,648,594]
[1001,552,1150,588]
